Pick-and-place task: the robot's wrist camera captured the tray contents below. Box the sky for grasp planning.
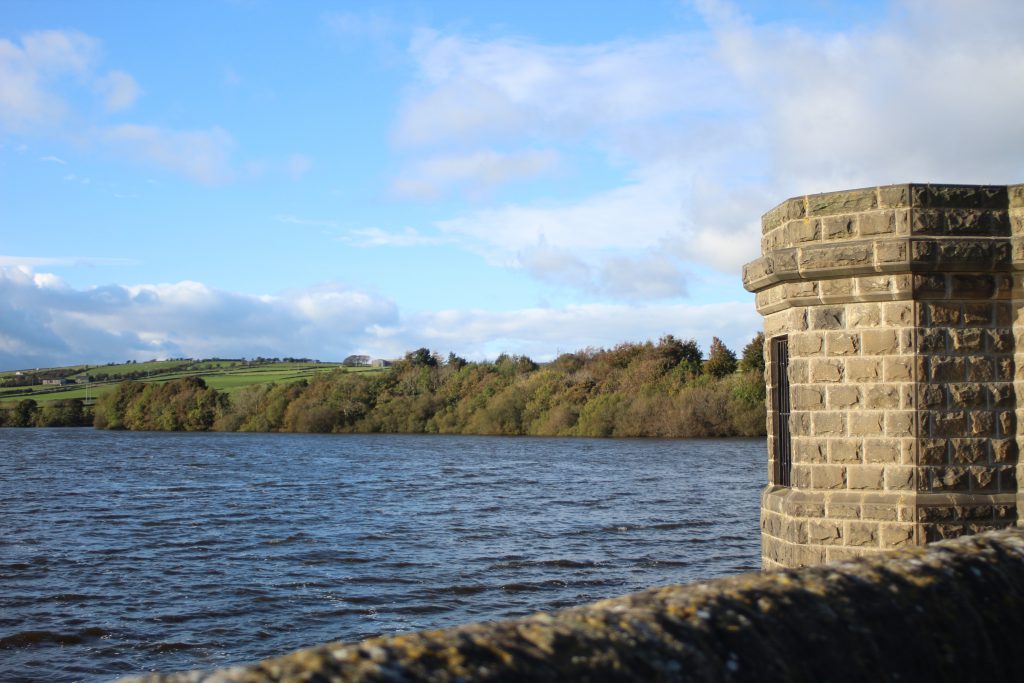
[2,0,1023,369]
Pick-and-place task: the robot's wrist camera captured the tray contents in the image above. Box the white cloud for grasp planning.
[392,148,558,199]
[94,69,141,111]
[0,266,398,368]
[99,124,235,185]
[0,29,98,130]
[40,154,66,164]
[695,0,1024,190]
[393,28,727,147]
[393,301,760,362]
[392,0,1024,303]
[342,227,447,247]
[0,266,758,369]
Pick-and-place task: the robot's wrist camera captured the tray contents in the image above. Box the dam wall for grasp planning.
[124,526,1024,682]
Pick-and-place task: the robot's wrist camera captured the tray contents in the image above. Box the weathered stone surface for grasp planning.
[807,187,878,216]
[749,183,1024,569]
[119,529,1024,683]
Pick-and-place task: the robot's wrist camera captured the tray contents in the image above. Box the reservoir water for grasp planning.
[1,428,765,682]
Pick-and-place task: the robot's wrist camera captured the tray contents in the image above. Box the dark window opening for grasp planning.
[771,336,792,487]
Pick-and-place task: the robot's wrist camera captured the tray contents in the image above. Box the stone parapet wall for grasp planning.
[747,183,1023,568]
[122,528,1024,683]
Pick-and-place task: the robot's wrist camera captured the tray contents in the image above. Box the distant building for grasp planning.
[41,378,70,386]
[371,359,393,368]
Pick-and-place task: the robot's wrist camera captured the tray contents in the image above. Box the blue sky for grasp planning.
[2,0,1022,369]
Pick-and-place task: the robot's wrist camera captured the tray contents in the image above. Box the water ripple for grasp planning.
[0,429,764,683]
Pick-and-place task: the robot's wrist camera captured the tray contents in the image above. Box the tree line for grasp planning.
[1,334,768,438]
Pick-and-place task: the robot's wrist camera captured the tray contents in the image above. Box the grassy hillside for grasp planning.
[0,358,380,406]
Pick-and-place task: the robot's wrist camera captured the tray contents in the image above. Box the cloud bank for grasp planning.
[0,266,757,370]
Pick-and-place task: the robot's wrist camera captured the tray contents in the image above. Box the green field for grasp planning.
[0,360,385,406]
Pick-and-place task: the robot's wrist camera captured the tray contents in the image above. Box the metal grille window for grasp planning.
[771,336,792,487]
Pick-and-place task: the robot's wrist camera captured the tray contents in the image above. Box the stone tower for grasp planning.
[743,183,1023,569]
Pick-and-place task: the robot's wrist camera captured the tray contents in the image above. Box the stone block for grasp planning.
[846,358,882,382]
[827,385,860,409]
[812,412,846,436]
[864,439,900,464]
[932,411,967,438]
[807,520,843,545]
[969,411,995,437]
[764,308,808,337]
[966,356,994,382]
[865,386,899,409]
[932,466,970,492]
[860,329,898,355]
[910,239,939,266]
[950,328,984,353]
[826,499,861,520]
[794,440,827,464]
[811,465,847,490]
[947,382,985,408]
[918,328,946,353]
[787,358,809,384]
[885,412,914,437]
[791,464,812,488]
[849,413,884,437]
[829,439,862,463]
[991,438,1018,463]
[886,467,915,491]
[786,218,822,244]
[998,411,1015,437]
[950,439,987,464]
[911,183,1007,210]
[999,466,1017,492]
[883,358,913,382]
[963,303,993,325]
[987,329,1014,353]
[913,274,946,298]
[808,188,878,217]
[848,466,885,490]
[990,383,1013,407]
[873,241,907,267]
[845,521,879,547]
[809,306,846,330]
[970,467,997,492]
[926,303,960,325]
[996,357,1014,381]
[791,386,825,410]
[810,359,844,383]
[847,304,881,328]
[879,524,913,547]
[826,332,859,356]
[929,356,965,382]
[918,384,946,409]
[822,214,856,240]
[800,244,873,274]
[859,210,896,236]
[1011,184,1024,209]
[782,518,809,544]
[791,332,825,356]
[862,503,899,521]
[920,439,948,465]
[949,274,996,299]
[820,278,856,300]
[883,302,914,325]
[763,197,807,233]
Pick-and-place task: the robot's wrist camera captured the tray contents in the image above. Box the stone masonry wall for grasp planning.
[745,183,1023,569]
[122,527,1024,683]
